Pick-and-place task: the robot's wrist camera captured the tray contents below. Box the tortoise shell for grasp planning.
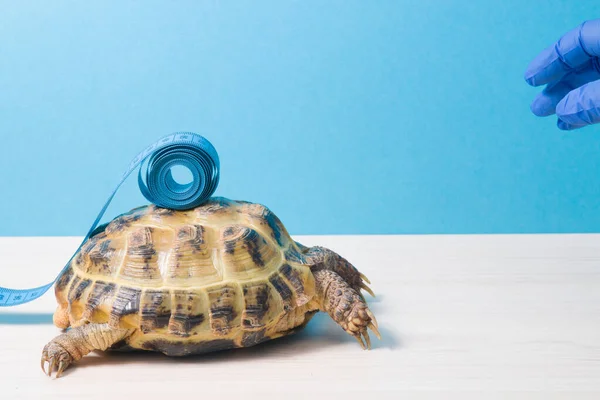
[54,197,316,355]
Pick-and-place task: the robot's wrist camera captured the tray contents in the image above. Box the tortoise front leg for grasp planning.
[313,269,380,349]
[303,246,375,298]
[41,323,132,378]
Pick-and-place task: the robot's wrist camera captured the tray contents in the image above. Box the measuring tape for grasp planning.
[0,131,220,307]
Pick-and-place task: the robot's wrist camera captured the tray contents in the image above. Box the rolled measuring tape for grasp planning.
[0,131,220,307]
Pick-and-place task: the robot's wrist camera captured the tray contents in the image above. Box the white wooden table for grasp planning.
[0,235,599,399]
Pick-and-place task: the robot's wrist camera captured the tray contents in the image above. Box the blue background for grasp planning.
[1,1,600,236]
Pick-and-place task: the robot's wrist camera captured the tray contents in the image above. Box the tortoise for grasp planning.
[41,197,380,378]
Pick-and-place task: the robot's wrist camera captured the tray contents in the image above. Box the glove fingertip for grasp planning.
[530,94,556,117]
[524,69,541,86]
[557,116,588,131]
[524,46,567,87]
[557,119,576,130]
[556,83,600,127]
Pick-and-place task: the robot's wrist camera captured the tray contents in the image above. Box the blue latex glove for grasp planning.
[525,19,600,130]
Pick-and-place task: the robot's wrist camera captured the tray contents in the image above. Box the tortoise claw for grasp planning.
[354,329,372,350]
[354,334,367,350]
[41,342,73,378]
[346,304,380,350]
[359,273,371,284]
[47,357,57,377]
[56,361,68,378]
[363,330,372,349]
[366,309,378,329]
[360,283,375,298]
[368,322,382,340]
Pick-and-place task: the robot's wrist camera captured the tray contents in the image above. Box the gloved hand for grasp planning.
[525,19,600,130]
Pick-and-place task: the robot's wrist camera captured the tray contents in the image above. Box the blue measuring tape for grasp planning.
[0,131,220,307]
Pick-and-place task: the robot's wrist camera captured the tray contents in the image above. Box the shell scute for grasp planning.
[108,286,141,327]
[240,282,284,330]
[73,234,124,277]
[241,283,270,329]
[207,284,241,335]
[82,280,115,321]
[219,224,281,280]
[192,197,236,220]
[168,290,206,337]
[239,203,289,248]
[268,273,294,311]
[165,224,217,285]
[140,289,172,333]
[120,227,171,284]
[276,263,315,307]
[104,209,144,235]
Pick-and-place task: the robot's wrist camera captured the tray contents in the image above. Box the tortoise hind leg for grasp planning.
[41,323,132,378]
[313,269,381,349]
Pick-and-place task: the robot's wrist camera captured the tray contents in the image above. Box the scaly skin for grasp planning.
[41,324,132,378]
[312,269,380,349]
